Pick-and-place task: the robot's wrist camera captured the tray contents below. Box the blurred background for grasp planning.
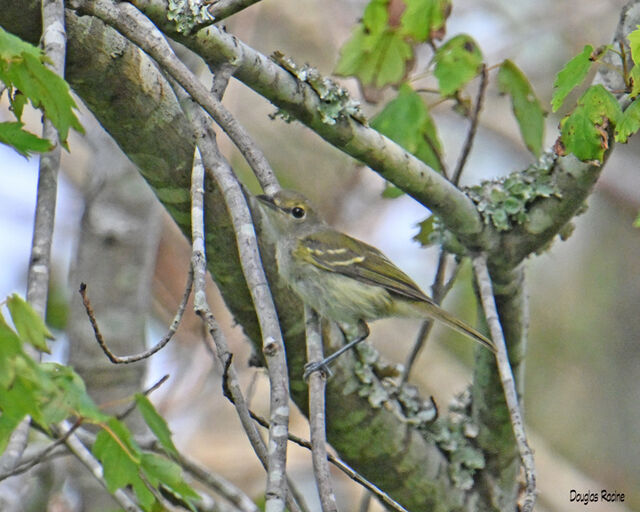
[1,0,638,510]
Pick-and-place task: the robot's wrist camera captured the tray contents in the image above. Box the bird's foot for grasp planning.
[303,361,333,380]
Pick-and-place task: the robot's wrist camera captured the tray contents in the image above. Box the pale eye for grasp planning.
[291,206,305,219]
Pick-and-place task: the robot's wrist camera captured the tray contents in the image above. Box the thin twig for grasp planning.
[78,272,193,363]
[207,0,263,21]
[450,65,488,185]
[173,452,259,512]
[199,316,304,512]
[0,417,79,481]
[401,252,462,384]
[178,86,289,512]
[73,0,279,196]
[26,0,66,317]
[401,251,448,383]
[115,374,170,421]
[248,411,410,512]
[471,254,536,512]
[304,306,338,512]
[0,445,68,481]
[0,0,68,484]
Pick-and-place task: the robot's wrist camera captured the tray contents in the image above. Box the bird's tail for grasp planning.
[400,300,496,353]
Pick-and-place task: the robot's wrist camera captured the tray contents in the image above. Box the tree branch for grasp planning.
[472,255,535,512]
[304,306,338,512]
[125,0,484,237]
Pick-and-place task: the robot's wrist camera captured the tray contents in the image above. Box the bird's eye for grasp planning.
[291,206,306,219]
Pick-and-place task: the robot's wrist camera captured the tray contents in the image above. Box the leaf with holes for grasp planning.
[558,85,621,162]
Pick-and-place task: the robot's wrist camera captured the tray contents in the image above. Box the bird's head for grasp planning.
[256,189,325,239]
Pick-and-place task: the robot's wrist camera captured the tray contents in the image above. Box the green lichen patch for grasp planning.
[271,51,366,125]
[466,152,561,232]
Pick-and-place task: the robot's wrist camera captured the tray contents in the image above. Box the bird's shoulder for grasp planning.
[294,229,431,302]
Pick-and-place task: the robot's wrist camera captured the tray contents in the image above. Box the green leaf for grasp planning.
[11,91,28,120]
[400,0,451,42]
[93,419,155,509]
[634,212,640,227]
[0,312,23,388]
[0,28,84,147]
[615,96,640,142]
[381,183,405,198]
[362,0,389,34]
[0,26,42,60]
[629,65,640,98]
[336,26,412,88]
[7,294,54,353]
[141,453,199,510]
[40,363,109,422]
[0,121,53,157]
[371,83,443,171]
[433,34,483,96]
[9,53,83,145]
[413,216,436,246]
[558,84,622,162]
[627,26,640,66]
[135,394,178,456]
[497,60,545,157]
[551,45,594,112]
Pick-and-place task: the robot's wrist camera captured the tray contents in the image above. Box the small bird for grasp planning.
[256,189,495,377]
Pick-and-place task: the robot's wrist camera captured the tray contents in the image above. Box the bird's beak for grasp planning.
[256,194,277,211]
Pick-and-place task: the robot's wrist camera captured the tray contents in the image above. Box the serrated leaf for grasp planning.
[615,96,640,142]
[371,83,443,171]
[0,28,83,146]
[93,419,155,509]
[497,59,545,156]
[433,34,483,96]
[14,53,83,145]
[628,26,640,66]
[551,45,594,112]
[7,294,54,353]
[135,394,178,456]
[0,121,53,157]
[400,0,451,42]
[558,84,622,162]
[413,216,435,246]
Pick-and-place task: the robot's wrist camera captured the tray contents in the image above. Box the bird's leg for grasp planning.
[303,320,370,380]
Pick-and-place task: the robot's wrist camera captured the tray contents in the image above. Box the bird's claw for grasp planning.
[303,361,333,380]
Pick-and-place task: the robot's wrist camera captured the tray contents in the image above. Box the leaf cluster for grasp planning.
[0,295,198,511]
[551,29,640,164]
[0,27,83,157]
[334,1,545,195]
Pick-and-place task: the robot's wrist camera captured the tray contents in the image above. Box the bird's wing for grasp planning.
[295,229,434,304]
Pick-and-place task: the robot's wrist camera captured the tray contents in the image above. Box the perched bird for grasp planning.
[256,189,495,377]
